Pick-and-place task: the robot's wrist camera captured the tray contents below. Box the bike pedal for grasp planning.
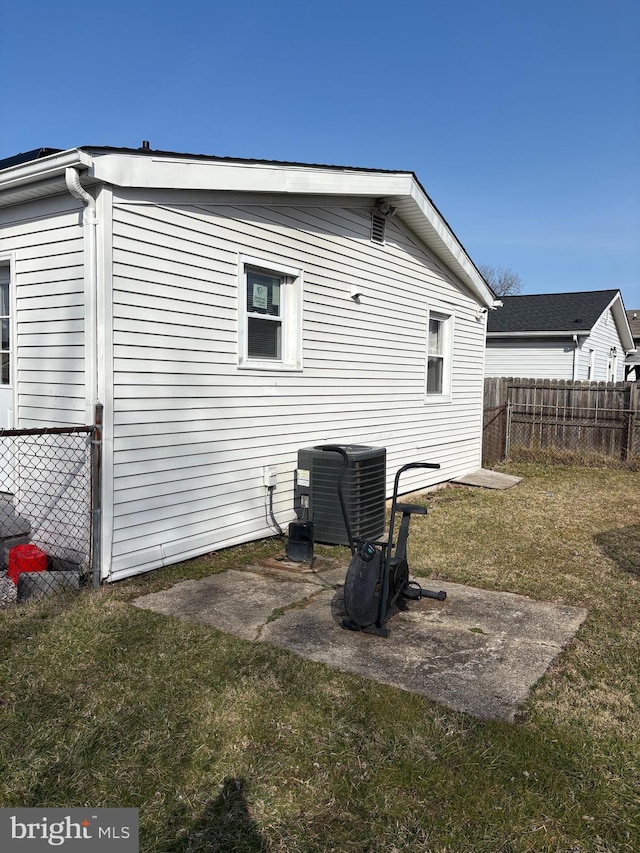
[401,585,422,601]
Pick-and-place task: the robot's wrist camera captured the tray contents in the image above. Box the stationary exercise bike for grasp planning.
[320,445,446,638]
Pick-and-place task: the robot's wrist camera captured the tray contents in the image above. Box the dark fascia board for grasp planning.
[81,144,417,176]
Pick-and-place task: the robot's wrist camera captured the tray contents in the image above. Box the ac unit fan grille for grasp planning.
[307,446,386,546]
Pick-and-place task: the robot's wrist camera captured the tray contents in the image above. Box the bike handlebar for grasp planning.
[315,445,355,554]
[313,448,441,557]
[393,462,440,500]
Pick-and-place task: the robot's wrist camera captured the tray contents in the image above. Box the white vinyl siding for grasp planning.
[486,308,629,382]
[485,339,575,380]
[577,309,626,382]
[108,196,486,579]
[0,195,86,426]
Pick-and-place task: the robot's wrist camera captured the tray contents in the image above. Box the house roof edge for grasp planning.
[0,145,494,306]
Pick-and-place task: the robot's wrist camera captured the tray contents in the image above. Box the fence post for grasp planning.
[627,383,639,459]
[505,400,512,458]
[483,377,509,466]
[91,403,103,588]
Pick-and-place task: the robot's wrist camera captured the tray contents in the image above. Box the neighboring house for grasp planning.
[485,290,635,381]
[625,310,640,381]
[0,145,498,582]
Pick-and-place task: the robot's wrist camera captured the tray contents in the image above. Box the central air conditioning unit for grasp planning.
[295,445,386,546]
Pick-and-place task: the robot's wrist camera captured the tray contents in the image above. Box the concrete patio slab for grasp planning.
[452,469,523,489]
[261,581,586,721]
[132,567,587,721]
[132,571,320,641]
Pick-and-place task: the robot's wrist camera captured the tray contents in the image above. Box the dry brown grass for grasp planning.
[0,463,638,852]
[410,463,640,745]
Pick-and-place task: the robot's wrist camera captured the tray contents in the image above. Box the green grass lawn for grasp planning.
[0,464,638,852]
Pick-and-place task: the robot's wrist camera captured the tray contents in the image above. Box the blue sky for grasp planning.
[1,0,639,308]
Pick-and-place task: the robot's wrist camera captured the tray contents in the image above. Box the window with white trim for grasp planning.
[426,309,452,398]
[238,257,303,370]
[0,269,10,386]
[587,348,595,380]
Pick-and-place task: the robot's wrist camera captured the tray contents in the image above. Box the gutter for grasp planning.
[487,330,592,338]
[0,149,91,192]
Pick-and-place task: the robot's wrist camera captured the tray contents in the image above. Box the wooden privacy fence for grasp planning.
[483,378,640,467]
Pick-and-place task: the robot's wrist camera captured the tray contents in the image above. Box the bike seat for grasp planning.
[355,537,389,547]
[394,503,427,515]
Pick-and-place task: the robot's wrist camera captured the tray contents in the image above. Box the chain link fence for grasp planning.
[505,402,640,467]
[483,379,640,469]
[0,426,99,607]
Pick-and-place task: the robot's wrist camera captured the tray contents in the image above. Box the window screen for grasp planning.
[246,270,283,360]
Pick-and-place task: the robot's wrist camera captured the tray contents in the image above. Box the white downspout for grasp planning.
[65,167,98,421]
[65,167,103,585]
[572,334,580,381]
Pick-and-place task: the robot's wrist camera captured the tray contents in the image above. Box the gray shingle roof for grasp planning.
[488,290,619,333]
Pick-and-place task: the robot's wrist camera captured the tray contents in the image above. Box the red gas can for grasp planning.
[7,544,47,585]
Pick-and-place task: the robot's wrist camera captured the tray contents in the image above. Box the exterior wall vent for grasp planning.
[295,445,387,545]
[371,211,386,244]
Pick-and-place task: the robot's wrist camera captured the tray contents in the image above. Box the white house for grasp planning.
[485,290,635,381]
[0,145,498,581]
[625,309,640,381]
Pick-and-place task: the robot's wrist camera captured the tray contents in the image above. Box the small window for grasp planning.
[426,310,452,398]
[238,256,303,371]
[587,349,595,380]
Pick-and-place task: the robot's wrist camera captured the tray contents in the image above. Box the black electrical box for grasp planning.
[286,520,314,562]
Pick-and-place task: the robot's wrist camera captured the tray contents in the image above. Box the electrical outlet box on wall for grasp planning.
[263,466,277,488]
